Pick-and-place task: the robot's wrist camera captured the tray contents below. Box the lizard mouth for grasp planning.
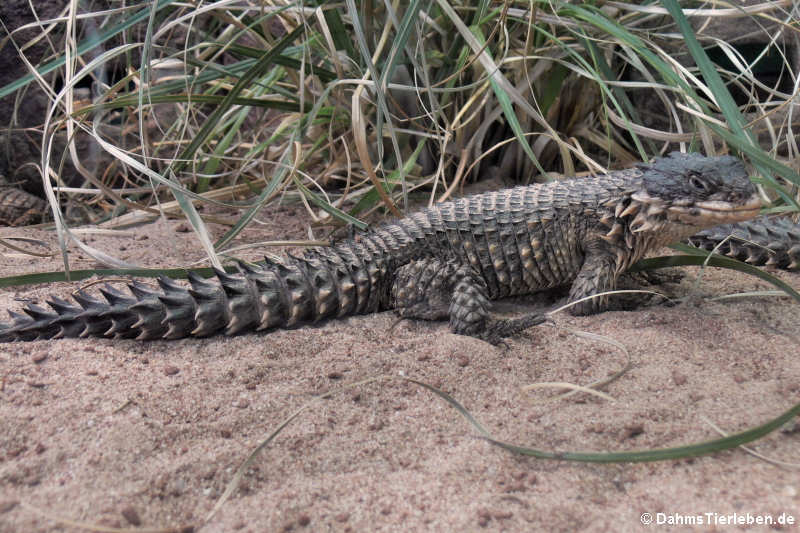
[668,194,762,224]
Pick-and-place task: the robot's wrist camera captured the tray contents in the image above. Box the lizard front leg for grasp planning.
[567,246,620,315]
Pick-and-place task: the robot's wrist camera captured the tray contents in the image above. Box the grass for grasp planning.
[2,0,798,269]
[1,1,799,525]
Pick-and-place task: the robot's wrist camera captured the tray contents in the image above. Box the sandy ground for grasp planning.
[1,207,799,533]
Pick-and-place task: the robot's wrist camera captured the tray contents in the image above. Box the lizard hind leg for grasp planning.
[391,258,545,344]
[391,258,460,322]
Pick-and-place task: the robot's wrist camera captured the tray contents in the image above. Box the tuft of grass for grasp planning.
[1,0,797,271]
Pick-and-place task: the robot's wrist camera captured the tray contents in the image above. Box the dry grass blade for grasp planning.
[547,289,672,316]
[0,237,54,257]
[701,416,800,469]
[522,382,617,402]
[349,75,401,216]
[203,376,386,524]
[19,501,192,533]
[524,327,632,403]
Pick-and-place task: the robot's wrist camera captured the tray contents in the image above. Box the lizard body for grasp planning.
[0,152,768,344]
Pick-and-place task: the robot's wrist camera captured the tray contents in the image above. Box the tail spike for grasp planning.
[188,288,217,301]
[213,266,235,283]
[160,290,184,305]
[54,321,85,339]
[8,310,32,325]
[158,290,197,339]
[766,241,786,253]
[269,260,293,278]
[286,251,306,264]
[214,267,249,296]
[187,272,218,300]
[157,275,185,294]
[187,271,215,290]
[190,292,227,337]
[253,277,271,291]
[99,285,136,306]
[129,297,167,337]
[47,297,81,315]
[236,259,261,275]
[72,290,106,311]
[104,315,138,337]
[23,304,57,321]
[129,280,158,299]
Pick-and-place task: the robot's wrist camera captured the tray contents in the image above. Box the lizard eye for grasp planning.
[688,172,708,192]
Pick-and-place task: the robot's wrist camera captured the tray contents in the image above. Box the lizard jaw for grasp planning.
[630,190,762,228]
[665,193,762,226]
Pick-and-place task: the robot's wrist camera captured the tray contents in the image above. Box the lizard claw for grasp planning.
[480,312,548,346]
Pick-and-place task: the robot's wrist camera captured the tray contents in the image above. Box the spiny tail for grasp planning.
[686,216,800,270]
[0,251,385,343]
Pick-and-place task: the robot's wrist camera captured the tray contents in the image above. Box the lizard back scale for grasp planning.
[0,185,48,227]
[0,152,776,344]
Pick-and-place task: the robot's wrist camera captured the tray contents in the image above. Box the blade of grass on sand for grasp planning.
[0,266,237,289]
[408,378,800,462]
[631,246,800,303]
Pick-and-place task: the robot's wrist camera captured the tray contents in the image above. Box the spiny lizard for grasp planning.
[2,152,787,344]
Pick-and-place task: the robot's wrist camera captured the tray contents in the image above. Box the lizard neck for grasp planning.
[598,190,706,271]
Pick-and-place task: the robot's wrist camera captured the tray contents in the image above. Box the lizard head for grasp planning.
[631,152,761,230]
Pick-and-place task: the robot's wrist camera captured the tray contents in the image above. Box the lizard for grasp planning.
[0,152,779,344]
[687,216,800,270]
[0,182,48,227]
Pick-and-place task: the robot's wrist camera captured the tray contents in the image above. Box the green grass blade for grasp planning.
[0,266,238,289]
[197,79,272,194]
[77,93,310,114]
[168,25,305,177]
[216,42,338,82]
[631,245,800,303]
[159,25,305,263]
[659,0,749,141]
[213,138,296,251]
[344,0,406,204]
[576,35,654,158]
[292,177,367,230]
[407,378,800,463]
[350,138,426,216]
[381,0,422,89]
[322,6,357,59]
[467,24,545,175]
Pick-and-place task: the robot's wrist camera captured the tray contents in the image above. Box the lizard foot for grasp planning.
[480,313,548,346]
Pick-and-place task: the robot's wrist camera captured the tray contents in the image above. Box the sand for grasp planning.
[1,209,799,532]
